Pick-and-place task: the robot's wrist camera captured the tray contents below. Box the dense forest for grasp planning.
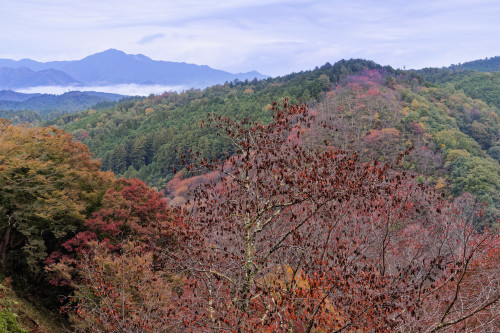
[447,56,500,72]
[1,58,499,331]
[50,60,500,222]
[53,60,401,185]
[416,69,500,109]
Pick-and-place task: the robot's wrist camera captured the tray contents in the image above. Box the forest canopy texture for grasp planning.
[0,60,499,332]
[2,100,499,331]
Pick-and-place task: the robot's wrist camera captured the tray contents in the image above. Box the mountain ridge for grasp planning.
[448,56,500,72]
[0,49,268,88]
[0,66,80,89]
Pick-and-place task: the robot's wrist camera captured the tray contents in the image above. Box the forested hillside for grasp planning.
[55,60,397,186]
[312,69,500,221]
[56,60,499,222]
[417,69,500,109]
[448,56,500,72]
[415,56,500,112]
[2,105,499,331]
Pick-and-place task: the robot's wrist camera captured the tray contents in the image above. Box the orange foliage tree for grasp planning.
[0,120,113,279]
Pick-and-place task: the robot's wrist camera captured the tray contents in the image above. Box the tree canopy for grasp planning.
[48,102,500,332]
[0,120,113,281]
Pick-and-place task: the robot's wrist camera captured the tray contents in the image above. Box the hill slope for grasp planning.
[0,279,64,333]
[448,56,500,72]
[415,69,500,109]
[56,59,386,183]
[53,60,499,222]
[50,60,497,219]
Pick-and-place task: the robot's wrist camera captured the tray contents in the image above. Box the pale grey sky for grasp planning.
[1,0,499,76]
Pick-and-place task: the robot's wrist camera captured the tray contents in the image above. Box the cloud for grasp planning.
[1,0,500,75]
[138,33,165,44]
[15,84,186,96]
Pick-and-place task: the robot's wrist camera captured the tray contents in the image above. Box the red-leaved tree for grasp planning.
[165,101,499,332]
[47,178,187,332]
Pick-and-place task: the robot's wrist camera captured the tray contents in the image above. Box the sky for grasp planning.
[1,0,500,77]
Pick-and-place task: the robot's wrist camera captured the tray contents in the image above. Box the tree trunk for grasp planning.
[0,225,12,269]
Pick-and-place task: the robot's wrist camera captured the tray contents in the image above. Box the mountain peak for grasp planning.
[84,49,128,60]
[0,49,268,88]
[99,49,126,56]
[81,49,154,65]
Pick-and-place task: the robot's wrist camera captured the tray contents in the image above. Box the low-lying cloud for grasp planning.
[15,84,187,96]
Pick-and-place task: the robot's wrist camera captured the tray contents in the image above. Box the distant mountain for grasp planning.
[0,67,79,89]
[83,91,127,100]
[0,49,268,88]
[0,90,125,114]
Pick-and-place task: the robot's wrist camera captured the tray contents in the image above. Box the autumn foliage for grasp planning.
[164,101,499,332]
[12,98,497,332]
[46,178,187,331]
[0,120,113,280]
